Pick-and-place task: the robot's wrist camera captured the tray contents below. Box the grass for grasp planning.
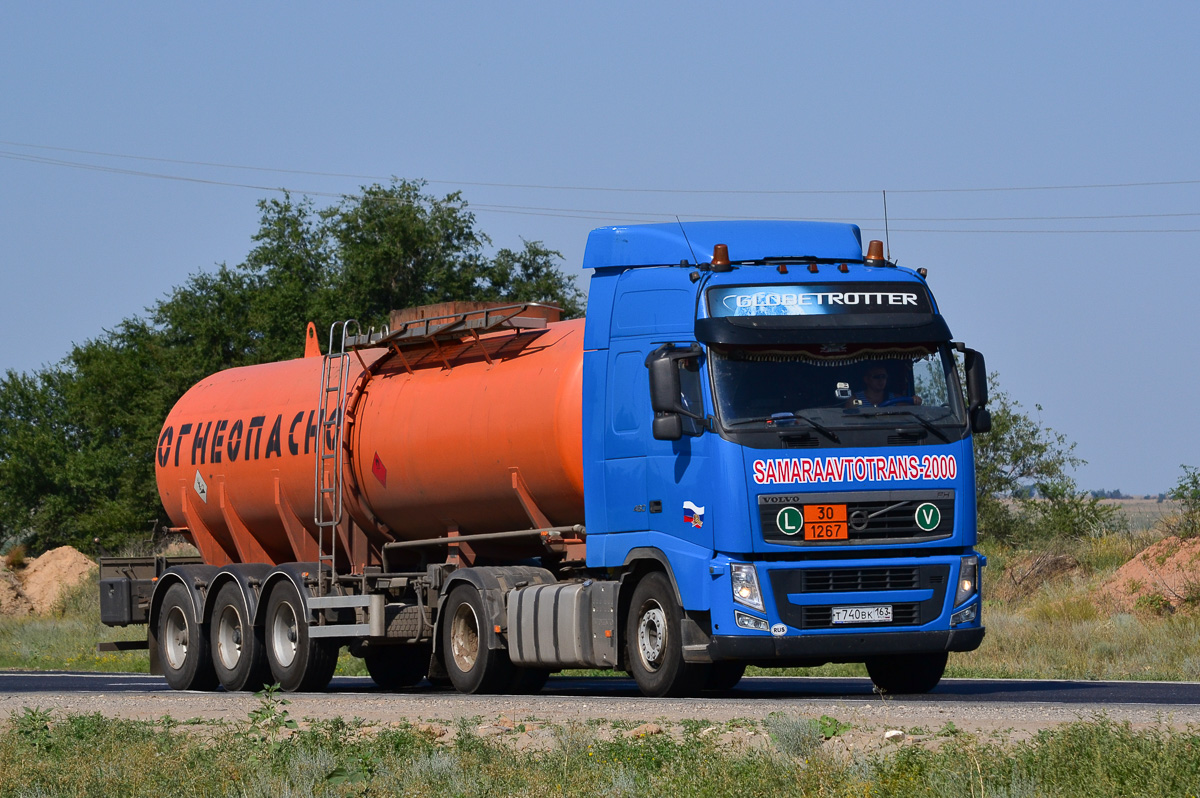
[0,706,1198,797]
[0,570,148,673]
[6,505,1200,683]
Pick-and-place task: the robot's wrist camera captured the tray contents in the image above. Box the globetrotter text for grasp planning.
[752,454,958,485]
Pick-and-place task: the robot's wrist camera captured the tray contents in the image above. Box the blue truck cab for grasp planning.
[580,221,990,696]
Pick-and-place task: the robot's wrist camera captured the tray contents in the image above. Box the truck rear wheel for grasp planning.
[625,572,702,698]
[210,581,270,692]
[441,584,513,694]
[364,643,430,690]
[264,580,338,692]
[158,583,218,691]
[865,652,948,694]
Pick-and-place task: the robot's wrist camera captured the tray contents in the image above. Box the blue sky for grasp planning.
[2,2,1197,494]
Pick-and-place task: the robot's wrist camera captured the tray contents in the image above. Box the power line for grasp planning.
[4,139,1200,196]
[3,148,1199,232]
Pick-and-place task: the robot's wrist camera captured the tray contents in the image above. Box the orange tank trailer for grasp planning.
[155,318,585,571]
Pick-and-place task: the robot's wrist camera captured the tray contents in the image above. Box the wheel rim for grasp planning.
[164,605,190,671]
[449,601,480,674]
[637,602,667,672]
[270,599,299,669]
[216,603,244,671]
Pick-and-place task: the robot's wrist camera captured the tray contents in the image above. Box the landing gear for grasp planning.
[625,572,703,697]
[264,580,338,692]
[865,652,948,694]
[210,581,270,692]
[158,583,218,691]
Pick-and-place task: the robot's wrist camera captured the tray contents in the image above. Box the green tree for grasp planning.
[0,181,583,554]
[973,373,1114,541]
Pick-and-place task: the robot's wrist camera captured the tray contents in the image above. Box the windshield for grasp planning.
[710,342,966,432]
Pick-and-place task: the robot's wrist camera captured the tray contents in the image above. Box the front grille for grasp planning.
[769,563,949,630]
[798,567,920,592]
[759,489,954,545]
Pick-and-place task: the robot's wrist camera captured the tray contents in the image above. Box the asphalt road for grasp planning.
[3,670,1200,706]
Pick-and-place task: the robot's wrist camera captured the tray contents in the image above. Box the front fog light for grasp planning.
[735,611,769,631]
[955,555,979,606]
[951,604,977,626]
[730,563,764,612]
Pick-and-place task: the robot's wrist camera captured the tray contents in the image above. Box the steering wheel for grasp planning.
[879,396,916,407]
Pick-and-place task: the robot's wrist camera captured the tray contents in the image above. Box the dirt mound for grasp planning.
[19,546,97,614]
[1101,536,1200,612]
[0,569,34,616]
[0,546,97,616]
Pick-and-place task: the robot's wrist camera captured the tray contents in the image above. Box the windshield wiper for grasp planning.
[726,412,840,442]
[854,408,951,443]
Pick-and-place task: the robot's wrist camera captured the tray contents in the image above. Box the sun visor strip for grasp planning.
[694,315,953,345]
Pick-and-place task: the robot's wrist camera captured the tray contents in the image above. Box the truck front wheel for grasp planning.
[158,583,218,691]
[264,581,338,692]
[865,652,948,694]
[210,581,270,692]
[441,584,513,694]
[625,572,702,697]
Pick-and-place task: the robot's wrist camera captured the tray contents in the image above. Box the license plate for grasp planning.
[804,504,847,540]
[831,605,893,624]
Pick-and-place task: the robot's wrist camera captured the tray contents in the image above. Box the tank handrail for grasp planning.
[343,302,561,351]
[381,524,585,551]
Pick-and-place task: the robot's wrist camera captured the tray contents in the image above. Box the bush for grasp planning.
[1166,465,1200,539]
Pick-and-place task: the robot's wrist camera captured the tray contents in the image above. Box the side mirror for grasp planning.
[964,348,988,412]
[962,347,990,434]
[646,343,704,441]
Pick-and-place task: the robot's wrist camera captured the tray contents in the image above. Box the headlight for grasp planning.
[955,555,979,606]
[731,563,764,612]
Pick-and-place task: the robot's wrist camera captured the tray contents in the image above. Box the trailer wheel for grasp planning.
[703,662,746,692]
[158,583,218,691]
[210,581,270,692]
[441,584,513,694]
[625,572,701,697]
[865,652,948,694]
[364,644,430,690]
[264,581,338,692]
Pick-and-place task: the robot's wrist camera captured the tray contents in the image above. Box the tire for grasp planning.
[508,666,551,695]
[625,571,702,698]
[264,580,339,692]
[703,662,746,692]
[364,644,430,690]
[865,652,948,694]
[158,582,218,691]
[441,584,513,694]
[209,581,271,692]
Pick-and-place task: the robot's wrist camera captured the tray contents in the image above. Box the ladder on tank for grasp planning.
[314,320,361,583]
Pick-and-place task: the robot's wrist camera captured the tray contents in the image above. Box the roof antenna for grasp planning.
[676,216,700,266]
[882,190,891,260]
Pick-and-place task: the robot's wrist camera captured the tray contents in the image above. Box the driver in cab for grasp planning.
[852,364,922,407]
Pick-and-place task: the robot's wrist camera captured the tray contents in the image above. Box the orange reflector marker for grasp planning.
[604,629,612,638]
[494,625,502,634]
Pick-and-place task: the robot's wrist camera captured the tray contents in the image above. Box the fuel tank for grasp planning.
[155,319,585,568]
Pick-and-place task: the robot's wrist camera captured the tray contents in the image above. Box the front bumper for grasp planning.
[702,626,985,665]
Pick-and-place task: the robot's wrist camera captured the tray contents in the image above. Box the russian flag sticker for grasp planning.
[683,501,705,528]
